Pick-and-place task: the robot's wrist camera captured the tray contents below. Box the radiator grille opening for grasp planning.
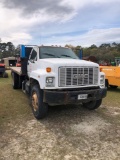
[59,67,98,87]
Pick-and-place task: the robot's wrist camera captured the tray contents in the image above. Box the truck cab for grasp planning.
[11,45,107,119]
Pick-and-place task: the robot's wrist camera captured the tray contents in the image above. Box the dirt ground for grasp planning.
[0,103,120,160]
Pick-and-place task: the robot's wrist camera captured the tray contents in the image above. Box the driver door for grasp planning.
[27,47,38,77]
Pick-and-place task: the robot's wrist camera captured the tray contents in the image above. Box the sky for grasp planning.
[0,0,120,47]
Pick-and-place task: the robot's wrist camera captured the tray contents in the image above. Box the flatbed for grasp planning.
[10,67,22,75]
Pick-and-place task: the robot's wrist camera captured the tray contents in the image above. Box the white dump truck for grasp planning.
[11,45,107,119]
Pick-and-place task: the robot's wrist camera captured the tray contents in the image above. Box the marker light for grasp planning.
[46,67,51,73]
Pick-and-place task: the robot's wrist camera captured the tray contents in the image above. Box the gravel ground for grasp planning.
[0,104,120,160]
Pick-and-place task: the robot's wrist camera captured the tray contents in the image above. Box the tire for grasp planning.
[11,72,19,89]
[82,99,102,110]
[18,76,22,89]
[31,84,48,119]
[109,85,118,89]
[105,80,108,88]
[3,72,8,78]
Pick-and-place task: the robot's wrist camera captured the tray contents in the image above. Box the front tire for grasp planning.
[82,99,102,110]
[31,85,48,119]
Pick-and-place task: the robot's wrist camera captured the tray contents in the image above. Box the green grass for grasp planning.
[103,87,120,107]
[0,70,31,125]
[0,70,120,126]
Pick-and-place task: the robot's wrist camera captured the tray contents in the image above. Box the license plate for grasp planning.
[78,94,88,100]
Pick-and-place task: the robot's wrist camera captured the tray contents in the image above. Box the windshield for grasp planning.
[39,47,79,59]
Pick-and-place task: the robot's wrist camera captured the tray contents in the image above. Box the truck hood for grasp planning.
[39,58,99,67]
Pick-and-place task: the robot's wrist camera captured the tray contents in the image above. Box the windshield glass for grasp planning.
[39,47,79,59]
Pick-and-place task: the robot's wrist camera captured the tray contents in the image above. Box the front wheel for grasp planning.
[82,99,102,110]
[31,85,48,119]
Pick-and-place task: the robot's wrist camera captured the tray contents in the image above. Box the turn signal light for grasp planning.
[46,67,51,72]
[100,67,102,72]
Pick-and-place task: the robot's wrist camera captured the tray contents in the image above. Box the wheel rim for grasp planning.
[32,92,38,112]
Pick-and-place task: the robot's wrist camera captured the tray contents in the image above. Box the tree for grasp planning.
[64,42,120,63]
[90,44,97,49]
[99,43,111,48]
[0,41,15,59]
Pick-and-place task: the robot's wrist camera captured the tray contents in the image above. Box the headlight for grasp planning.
[100,74,105,88]
[100,75,104,84]
[46,77,55,87]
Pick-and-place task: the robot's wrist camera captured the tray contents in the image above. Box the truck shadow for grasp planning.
[107,87,120,93]
[37,103,118,156]
[39,104,108,134]
[39,104,94,127]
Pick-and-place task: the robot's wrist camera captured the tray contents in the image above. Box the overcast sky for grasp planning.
[0,0,120,47]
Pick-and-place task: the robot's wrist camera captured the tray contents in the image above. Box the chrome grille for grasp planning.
[59,67,98,87]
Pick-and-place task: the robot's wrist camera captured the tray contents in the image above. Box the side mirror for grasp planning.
[30,59,35,63]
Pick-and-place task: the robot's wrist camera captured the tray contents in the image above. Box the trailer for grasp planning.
[11,45,107,119]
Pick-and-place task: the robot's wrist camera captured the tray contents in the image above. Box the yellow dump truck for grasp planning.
[100,66,120,88]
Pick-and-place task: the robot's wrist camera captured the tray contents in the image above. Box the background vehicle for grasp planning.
[11,45,107,119]
[100,66,120,88]
[0,63,8,78]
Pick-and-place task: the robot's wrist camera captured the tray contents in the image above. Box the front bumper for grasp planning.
[43,87,107,105]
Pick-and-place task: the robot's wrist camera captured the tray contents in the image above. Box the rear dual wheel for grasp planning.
[11,72,19,89]
[11,72,22,89]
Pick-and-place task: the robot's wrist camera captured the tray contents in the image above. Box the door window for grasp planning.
[30,49,37,62]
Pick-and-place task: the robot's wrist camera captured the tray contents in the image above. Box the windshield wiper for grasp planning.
[61,54,72,58]
[43,53,60,58]
[43,53,55,57]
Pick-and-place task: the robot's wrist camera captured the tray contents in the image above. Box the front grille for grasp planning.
[59,67,98,87]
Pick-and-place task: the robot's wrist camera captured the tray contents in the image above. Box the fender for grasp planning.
[29,69,56,89]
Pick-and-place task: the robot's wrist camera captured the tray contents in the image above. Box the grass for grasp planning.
[103,87,120,107]
[0,70,31,125]
[0,70,120,126]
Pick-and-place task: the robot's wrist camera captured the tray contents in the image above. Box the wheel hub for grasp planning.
[32,92,38,112]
